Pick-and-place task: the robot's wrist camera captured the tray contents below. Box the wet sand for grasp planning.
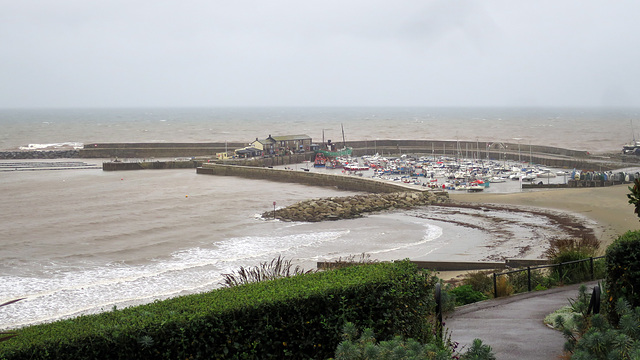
[449,184,639,252]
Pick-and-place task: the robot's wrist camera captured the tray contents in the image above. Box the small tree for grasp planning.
[627,178,640,219]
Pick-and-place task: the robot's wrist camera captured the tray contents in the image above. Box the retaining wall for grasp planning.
[316,259,549,271]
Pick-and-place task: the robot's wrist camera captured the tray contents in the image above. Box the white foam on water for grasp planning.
[0,230,351,329]
[18,142,84,150]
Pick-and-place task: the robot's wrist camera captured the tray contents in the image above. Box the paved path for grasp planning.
[446,281,600,360]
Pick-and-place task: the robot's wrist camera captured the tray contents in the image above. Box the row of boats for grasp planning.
[313,153,574,192]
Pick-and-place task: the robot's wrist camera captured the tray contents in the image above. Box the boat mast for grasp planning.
[341,123,346,149]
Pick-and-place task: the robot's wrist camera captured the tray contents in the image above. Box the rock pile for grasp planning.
[263,191,449,222]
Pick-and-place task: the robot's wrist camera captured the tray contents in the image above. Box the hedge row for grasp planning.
[0,260,438,360]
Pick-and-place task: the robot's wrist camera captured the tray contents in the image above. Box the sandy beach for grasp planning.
[450,184,639,252]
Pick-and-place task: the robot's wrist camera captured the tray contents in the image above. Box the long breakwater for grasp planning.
[4,140,640,171]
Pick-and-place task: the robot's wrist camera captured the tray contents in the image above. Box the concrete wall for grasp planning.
[317,259,549,271]
[197,163,437,193]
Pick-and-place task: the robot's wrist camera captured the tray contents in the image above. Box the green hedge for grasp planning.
[0,260,437,360]
[605,230,640,323]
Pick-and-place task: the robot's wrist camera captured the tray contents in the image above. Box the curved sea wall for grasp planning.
[4,140,635,171]
[263,191,449,222]
[197,163,437,193]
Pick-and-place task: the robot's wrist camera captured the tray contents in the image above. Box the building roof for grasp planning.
[271,134,311,141]
[235,147,262,154]
[251,138,273,145]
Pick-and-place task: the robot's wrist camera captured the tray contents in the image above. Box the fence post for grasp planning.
[587,284,601,315]
[558,262,563,284]
[590,257,595,280]
[435,283,443,342]
[493,273,498,298]
[527,267,532,292]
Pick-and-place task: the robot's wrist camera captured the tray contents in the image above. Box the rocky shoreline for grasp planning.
[263,191,450,222]
[0,150,80,159]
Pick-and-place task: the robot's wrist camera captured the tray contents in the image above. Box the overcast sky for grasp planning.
[1,1,638,108]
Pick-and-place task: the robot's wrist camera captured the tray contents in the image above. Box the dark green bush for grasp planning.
[449,285,488,306]
[569,298,640,359]
[332,322,495,360]
[606,230,640,324]
[333,322,451,360]
[0,260,437,360]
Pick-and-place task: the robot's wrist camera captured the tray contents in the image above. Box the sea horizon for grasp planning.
[1,106,638,153]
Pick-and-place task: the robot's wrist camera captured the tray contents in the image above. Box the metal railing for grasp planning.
[493,256,605,298]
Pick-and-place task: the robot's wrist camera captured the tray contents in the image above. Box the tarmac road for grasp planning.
[446,281,601,360]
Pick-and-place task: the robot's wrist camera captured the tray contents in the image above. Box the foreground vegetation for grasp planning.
[548,228,640,359]
[0,259,498,359]
[0,260,460,359]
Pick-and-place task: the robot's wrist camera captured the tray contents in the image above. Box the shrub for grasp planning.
[570,299,640,359]
[332,323,495,360]
[220,255,315,287]
[626,178,640,218]
[494,275,513,297]
[553,285,596,353]
[449,285,488,306]
[318,253,378,271]
[459,339,496,360]
[507,268,548,293]
[606,230,640,323]
[547,236,600,284]
[460,271,494,295]
[439,283,457,314]
[0,261,438,360]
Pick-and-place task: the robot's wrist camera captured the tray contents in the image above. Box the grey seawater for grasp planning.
[0,167,446,329]
[0,165,591,329]
[0,106,623,328]
[0,107,638,152]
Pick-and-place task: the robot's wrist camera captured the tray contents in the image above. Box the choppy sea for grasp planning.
[0,107,635,329]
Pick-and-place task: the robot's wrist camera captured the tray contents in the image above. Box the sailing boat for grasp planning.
[623,120,640,154]
[314,124,353,157]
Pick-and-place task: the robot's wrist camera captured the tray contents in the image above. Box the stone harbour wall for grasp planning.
[198,163,428,193]
[262,191,450,222]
